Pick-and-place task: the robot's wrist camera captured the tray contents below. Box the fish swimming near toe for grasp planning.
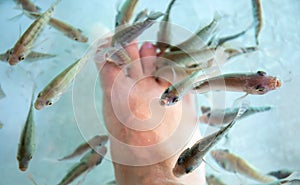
[172,105,247,177]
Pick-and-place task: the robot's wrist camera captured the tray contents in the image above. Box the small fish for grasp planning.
[133,9,148,23]
[192,71,281,95]
[268,169,294,180]
[17,88,36,171]
[170,13,220,52]
[209,26,251,47]
[112,11,164,47]
[199,105,272,127]
[0,122,3,129]
[8,0,61,65]
[156,0,177,54]
[34,56,89,110]
[160,70,202,106]
[115,0,139,27]
[1,50,56,62]
[157,47,215,75]
[27,12,88,43]
[14,0,41,13]
[57,146,107,185]
[206,175,227,185]
[224,46,258,60]
[105,46,132,66]
[210,149,277,183]
[59,135,108,161]
[172,106,247,177]
[0,84,6,99]
[251,0,263,45]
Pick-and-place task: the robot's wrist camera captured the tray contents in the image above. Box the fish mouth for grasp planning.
[275,79,281,88]
[172,166,183,177]
[34,100,44,110]
[159,98,169,106]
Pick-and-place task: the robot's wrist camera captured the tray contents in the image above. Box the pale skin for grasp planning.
[95,40,206,185]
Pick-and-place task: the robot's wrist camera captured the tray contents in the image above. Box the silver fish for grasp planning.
[211,149,277,183]
[156,0,177,54]
[133,9,148,23]
[57,146,107,185]
[59,135,108,161]
[160,70,202,106]
[172,106,247,177]
[251,0,263,45]
[27,12,88,43]
[170,13,220,52]
[34,55,89,110]
[112,11,163,47]
[199,106,272,127]
[115,0,139,27]
[17,88,35,171]
[8,0,61,65]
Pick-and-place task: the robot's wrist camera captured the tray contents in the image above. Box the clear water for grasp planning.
[0,0,299,185]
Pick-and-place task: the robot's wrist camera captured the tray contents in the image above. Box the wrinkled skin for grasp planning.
[96,39,205,185]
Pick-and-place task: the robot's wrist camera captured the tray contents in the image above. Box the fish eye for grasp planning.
[255,85,266,92]
[185,167,193,174]
[18,56,25,61]
[207,113,211,118]
[172,97,179,103]
[257,71,266,76]
[37,93,41,98]
[74,37,78,41]
[46,100,52,106]
[220,161,227,169]
[177,157,184,165]
[9,50,13,55]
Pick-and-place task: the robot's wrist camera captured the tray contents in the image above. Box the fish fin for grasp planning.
[232,93,248,108]
[147,11,164,20]
[7,12,24,21]
[202,158,220,173]
[27,174,39,185]
[200,106,211,114]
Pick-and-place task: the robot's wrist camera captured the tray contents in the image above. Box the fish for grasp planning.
[14,0,41,13]
[199,105,272,126]
[115,0,139,27]
[26,12,88,43]
[223,46,258,60]
[58,135,108,161]
[250,172,300,185]
[1,50,56,62]
[57,146,107,185]
[105,46,132,66]
[206,175,227,185]
[34,55,89,110]
[160,70,203,106]
[156,0,177,54]
[112,11,164,47]
[251,0,263,45]
[17,88,36,171]
[0,122,3,129]
[0,84,6,99]
[209,29,249,47]
[170,13,220,52]
[210,149,277,183]
[157,47,215,75]
[192,71,281,95]
[8,0,61,65]
[172,105,247,177]
[133,9,148,23]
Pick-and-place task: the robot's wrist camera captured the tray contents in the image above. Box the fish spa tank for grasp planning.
[0,0,298,185]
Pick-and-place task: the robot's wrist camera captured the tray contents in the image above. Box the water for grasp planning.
[0,0,299,185]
